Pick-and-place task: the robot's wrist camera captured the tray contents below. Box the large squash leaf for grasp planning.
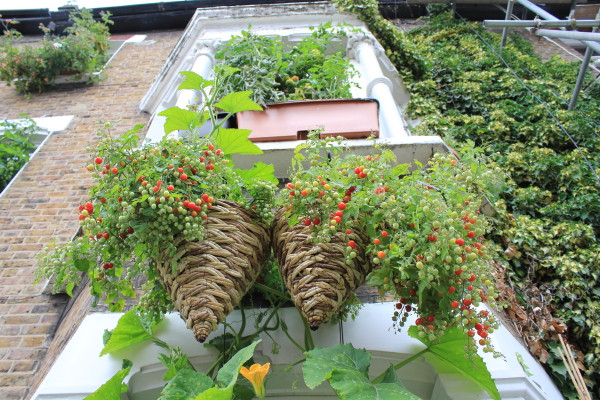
[100,311,154,356]
[408,326,500,400]
[235,162,278,185]
[303,343,370,389]
[83,367,130,400]
[178,71,212,90]
[215,91,262,114]
[159,369,214,400]
[214,128,262,155]
[158,107,201,134]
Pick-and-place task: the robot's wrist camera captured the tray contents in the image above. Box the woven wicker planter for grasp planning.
[272,208,372,329]
[156,200,271,342]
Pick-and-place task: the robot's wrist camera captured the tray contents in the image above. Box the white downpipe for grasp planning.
[353,41,408,138]
[174,47,216,109]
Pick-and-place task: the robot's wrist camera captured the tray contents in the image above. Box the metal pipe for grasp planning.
[515,0,558,21]
[534,28,600,41]
[515,0,600,55]
[501,0,515,47]
[485,19,600,28]
[568,10,600,110]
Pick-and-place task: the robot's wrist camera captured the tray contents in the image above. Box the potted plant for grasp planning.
[36,67,279,342]
[0,9,112,94]
[275,131,502,353]
[214,24,380,142]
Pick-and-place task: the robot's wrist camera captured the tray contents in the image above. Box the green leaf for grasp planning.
[331,378,420,400]
[303,343,371,389]
[159,368,215,400]
[216,340,261,388]
[83,367,130,400]
[380,364,404,388]
[215,128,263,155]
[214,91,262,114]
[235,162,278,185]
[193,386,233,400]
[178,71,212,90]
[100,311,154,356]
[134,243,146,257]
[392,164,410,177]
[158,107,200,134]
[408,326,500,400]
[66,282,75,297]
[74,258,91,272]
[232,383,255,400]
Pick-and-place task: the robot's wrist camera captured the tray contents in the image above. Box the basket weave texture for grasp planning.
[272,208,372,329]
[156,200,271,342]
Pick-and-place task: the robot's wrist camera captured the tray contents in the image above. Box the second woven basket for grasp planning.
[272,208,372,329]
[156,200,271,342]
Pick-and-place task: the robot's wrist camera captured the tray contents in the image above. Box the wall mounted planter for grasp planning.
[237,98,380,142]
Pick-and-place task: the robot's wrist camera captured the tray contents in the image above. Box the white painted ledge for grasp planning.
[32,303,562,400]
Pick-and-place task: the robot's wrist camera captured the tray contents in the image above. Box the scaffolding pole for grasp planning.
[485,19,600,28]
[501,0,515,46]
[534,28,600,41]
[515,0,600,55]
[568,10,600,110]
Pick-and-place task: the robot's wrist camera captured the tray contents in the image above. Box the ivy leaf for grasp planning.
[178,71,212,90]
[235,163,278,185]
[158,107,200,134]
[214,128,262,155]
[159,368,214,400]
[303,343,371,389]
[83,367,130,400]
[408,326,500,400]
[100,311,154,356]
[214,91,262,114]
[216,340,261,388]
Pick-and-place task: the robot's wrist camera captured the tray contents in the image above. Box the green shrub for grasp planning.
[0,9,112,93]
[0,116,38,191]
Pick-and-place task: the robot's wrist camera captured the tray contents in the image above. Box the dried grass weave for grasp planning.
[156,200,271,342]
[272,208,372,329]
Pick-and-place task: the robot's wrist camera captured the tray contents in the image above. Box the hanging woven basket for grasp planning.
[155,200,271,342]
[272,208,372,330]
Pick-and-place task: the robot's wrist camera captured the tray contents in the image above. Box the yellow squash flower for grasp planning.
[239,362,270,399]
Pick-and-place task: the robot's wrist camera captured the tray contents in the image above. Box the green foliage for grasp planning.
[408,326,500,400]
[284,134,502,352]
[399,12,600,396]
[333,0,425,79]
[100,310,154,356]
[303,343,420,399]
[0,9,113,93]
[159,369,215,400]
[215,24,357,106]
[0,116,37,192]
[36,72,278,319]
[83,366,130,400]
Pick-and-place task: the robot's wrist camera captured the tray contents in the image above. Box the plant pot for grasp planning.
[237,99,380,142]
[272,208,373,329]
[155,200,271,342]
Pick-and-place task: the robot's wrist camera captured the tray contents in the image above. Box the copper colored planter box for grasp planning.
[237,99,379,142]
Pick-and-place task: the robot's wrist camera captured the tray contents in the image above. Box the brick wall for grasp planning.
[0,30,181,400]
